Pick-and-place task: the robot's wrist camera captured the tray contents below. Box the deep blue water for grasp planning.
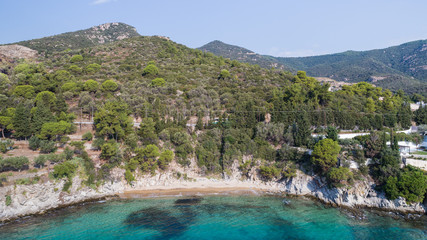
[0,195,426,240]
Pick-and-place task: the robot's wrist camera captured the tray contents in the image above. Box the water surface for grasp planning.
[0,196,426,240]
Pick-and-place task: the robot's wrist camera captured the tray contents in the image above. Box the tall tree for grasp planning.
[326,126,338,141]
[137,117,157,145]
[293,111,311,147]
[31,104,56,134]
[311,138,341,173]
[94,101,133,140]
[13,104,32,139]
[0,116,12,138]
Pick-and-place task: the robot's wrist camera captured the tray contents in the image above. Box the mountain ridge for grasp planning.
[198,40,291,71]
[200,39,427,96]
[9,22,140,54]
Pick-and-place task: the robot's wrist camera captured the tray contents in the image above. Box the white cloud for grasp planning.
[92,0,116,5]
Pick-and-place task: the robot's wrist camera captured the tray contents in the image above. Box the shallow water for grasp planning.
[0,196,426,240]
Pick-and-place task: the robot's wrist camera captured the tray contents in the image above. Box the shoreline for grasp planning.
[120,187,280,199]
[1,185,425,225]
[1,187,424,227]
[1,170,426,224]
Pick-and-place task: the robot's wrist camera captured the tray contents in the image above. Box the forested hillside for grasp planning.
[200,40,427,97]
[1,32,426,203]
[199,40,290,71]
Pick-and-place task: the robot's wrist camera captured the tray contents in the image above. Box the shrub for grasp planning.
[239,160,252,177]
[70,55,83,63]
[84,79,99,92]
[61,82,79,93]
[92,138,105,150]
[327,167,353,187]
[151,78,166,87]
[82,132,93,141]
[100,141,119,161]
[62,180,72,192]
[175,143,193,161]
[0,173,8,186]
[255,122,285,143]
[125,169,135,184]
[15,177,39,185]
[0,139,13,153]
[64,147,74,160]
[47,153,65,163]
[282,163,297,179]
[34,155,48,168]
[53,161,77,179]
[0,156,29,172]
[39,140,56,153]
[259,165,281,180]
[158,150,174,170]
[219,69,230,79]
[101,79,118,92]
[70,141,85,154]
[13,85,35,98]
[142,64,159,76]
[85,63,101,74]
[5,195,11,206]
[171,131,189,146]
[29,135,41,150]
[35,91,57,107]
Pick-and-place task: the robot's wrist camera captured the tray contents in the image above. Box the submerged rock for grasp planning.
[174,197,202,206]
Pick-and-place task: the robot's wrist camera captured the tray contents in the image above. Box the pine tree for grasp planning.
[196,112,204,130]
[137,117,158,145]
[13,104,32,139]
[293,111,311,147]
[31,104,55,134]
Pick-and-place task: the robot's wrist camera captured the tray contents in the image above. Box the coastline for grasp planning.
[1,167,426,223]
[120,187,276,198]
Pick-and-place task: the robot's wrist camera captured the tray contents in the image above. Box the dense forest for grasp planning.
[0,34,426,203]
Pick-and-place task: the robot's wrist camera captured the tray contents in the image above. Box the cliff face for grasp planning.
[0,169,425,222]
[282,171,426,213]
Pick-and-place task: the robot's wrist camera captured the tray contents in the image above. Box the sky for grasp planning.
[1,0,427,57]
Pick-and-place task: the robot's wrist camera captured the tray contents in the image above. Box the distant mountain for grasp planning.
[198,40,291,71]
[199,40,427,96]
[13,22,140,54]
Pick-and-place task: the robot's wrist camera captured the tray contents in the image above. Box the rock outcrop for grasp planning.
[0,44,38,59]
[282,171,426,213]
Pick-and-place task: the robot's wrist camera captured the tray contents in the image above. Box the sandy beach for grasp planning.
[120,178,285,198]
[120,187,277,198]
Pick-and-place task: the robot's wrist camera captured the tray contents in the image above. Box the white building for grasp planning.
[386,141,419,154]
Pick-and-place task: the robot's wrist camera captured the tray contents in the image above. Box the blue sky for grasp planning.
[1,0,426,57]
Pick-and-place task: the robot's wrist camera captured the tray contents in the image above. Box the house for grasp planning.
[386,141,418,154]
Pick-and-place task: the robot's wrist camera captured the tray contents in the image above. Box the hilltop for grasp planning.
[199,40,427,96]
[12,22,140,54]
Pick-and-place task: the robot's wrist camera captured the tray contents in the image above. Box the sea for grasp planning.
[0,195,426,240]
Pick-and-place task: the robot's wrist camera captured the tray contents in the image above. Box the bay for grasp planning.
[0,196,425,240]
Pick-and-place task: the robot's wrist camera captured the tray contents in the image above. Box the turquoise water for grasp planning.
[0,195,426,240]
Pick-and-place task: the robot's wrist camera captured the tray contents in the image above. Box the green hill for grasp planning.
[199,40,427,96]
[1,27,425,203]
[198,40,291,71]
[13,22,140,54]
